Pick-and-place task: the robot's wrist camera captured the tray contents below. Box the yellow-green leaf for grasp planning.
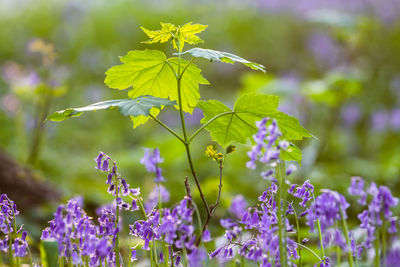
[141,22,177,44]
[174,22,208,51]
[104,49,209,127]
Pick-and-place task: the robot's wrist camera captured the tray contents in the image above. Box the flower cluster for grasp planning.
[140,148,165,183]
[288,180,314,208]
[95,152,140,212]
[130,196,208,266]
[246,117,294,180]
[210,183,299,266]
[349,177,399,249]
[0,194,28,257]
[306,190,349,232]
[41,199,114,266]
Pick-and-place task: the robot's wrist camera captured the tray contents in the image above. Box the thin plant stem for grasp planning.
[8,224,13,267]
[276,161,287,267]
[312,193,325,262]
[149,115,185,144]
[28,90,53,165]
[292,207,302,267]
[11,204,19,267]
[339,208,354,267]
[197,160,224,246]
[375,227,380,267]
[174,38,211,246]
[214,161,223,214]
[192,201,203,236]
[294,242,322,262]
[382,221,387,263]
[189,112,234,142]
[336,245,341,266]
[114,169,120,267]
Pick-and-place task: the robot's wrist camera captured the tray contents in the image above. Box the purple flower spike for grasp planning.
[246,118,290,179]
[141,148,165,183]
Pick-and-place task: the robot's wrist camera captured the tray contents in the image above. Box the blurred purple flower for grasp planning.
[341,104,361,127]
[229,195,247,219]
[307,33,341,68]
[145,184,170,213]
[141,148,165,183]
[389,108,400,130]
[371,110,389,131]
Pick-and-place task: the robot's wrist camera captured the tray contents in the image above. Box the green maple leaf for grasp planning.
[198,94,311,163]
[174,22,208,51]
[141,22,177,44]
[198,94,311,146]
[104,49,209,127]
[140,22,207,52]
[176,48,266,72]
[47,96,175,125]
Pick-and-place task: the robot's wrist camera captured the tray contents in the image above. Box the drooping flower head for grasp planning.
[306,190,349,232]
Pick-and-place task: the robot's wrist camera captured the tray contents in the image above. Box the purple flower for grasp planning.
[229,195,247,219]
[385,249,400,267]
[371,110,389,131]
[341,104,361,127]
[140,148,165,183]
[390,108,400,130]
[306,190,349,232]
[348,176,367,205]
[145,184,170,213]
[246,118,290,179]
[41,199,114,266]
[188,248,207,267]
[130,197,197,265]
[288,180,314,207]
[0,194,28,257]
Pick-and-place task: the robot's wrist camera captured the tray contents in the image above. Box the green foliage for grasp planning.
[198,94,311,146]
[104,49,209,126]
[47,96,175,124]
[40,240,59,267]
[141,22,207,51]
[280,144,302,165]
[302,70,364,107]
[176,48,266,72]
[48,21,310,164]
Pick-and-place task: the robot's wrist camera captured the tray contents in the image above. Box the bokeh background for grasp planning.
[1,0,400,262]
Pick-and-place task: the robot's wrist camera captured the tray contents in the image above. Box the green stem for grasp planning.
[11,203,19,267]
[114,172,120,267]
[276,161,287,267]
[149,115,185,144]
[292,208,302,267]
[340,208,354,267]
[8,225,13,267]
[189,112,234,142]
[294,242,322,262]
[375,227,380,267]
[337,245,341,266]
[312,193,325,262]
[382,222,387,264]
[28,89,53,165]
[175,38,211,246]
[213,162,223,214]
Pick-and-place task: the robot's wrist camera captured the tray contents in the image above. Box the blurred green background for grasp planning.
[1,0,400,260]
